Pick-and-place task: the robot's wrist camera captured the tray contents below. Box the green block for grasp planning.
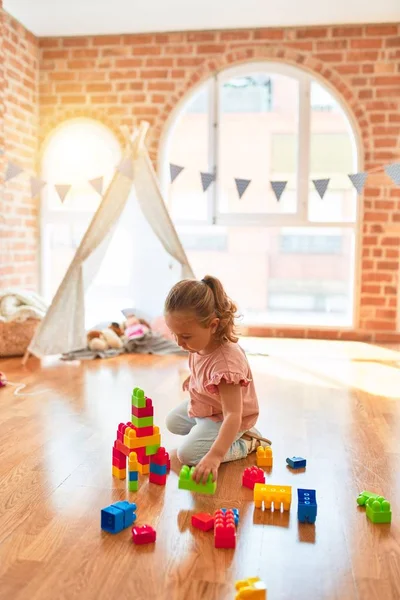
[146,444,160,456]
[366,496,391,524]
[129,480,139,492]
[357,490,380,506]
[131,415,153,428]
[132,387,146,408]
[178,465,216,496]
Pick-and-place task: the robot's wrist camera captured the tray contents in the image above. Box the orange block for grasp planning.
[112,466,127,480]
[137,463,149,475]
[124,426,161,450]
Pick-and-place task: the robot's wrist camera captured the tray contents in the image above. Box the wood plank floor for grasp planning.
[0,339,399,600]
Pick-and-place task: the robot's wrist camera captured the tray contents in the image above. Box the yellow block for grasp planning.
[254,483,291,511]
[235,577,267,599]
[128,451,139,470]
[256,446,273,467]
[112,466,127,480]
[137,463,149,475]
[123,426,161,450]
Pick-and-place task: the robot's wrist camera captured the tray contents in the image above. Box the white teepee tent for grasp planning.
[27,122,194,359]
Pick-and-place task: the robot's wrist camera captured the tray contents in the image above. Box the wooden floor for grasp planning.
[0,339,399,600]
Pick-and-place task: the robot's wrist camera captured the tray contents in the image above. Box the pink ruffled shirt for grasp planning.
[187,341,259,431]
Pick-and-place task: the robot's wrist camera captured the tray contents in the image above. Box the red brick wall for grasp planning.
[0,10,39,289]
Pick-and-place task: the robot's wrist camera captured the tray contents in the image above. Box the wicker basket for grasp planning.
[0,318,41,357]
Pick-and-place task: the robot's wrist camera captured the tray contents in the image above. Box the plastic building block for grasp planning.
[146,444,161,456]
[256,446,273,467]
[134,447,151,463]
[221,508,239,526]
[191,512,214,532]
[133,425,154,438]
[132,415,154,428]
[128,452,138,491]
[129,471,139,481]
[286,456,306,469]
[151,447,170,466]
[112,466,126,479]
[235,577,267,599]
[132,525,156,544]
[131,398,154,418]
[366,496,392,524]
[254,484,292,511]
[124,426,160,449]
[178,465,217,495]
[101,501,137,533]
[214,509,236,549]
[150,462,167,476]
[132,387,146,408]
[242,466,265,490]
[138,463,150,475]
[149,471,167,485]
[129,480,139,492]
[297,488,317,524]
[357,490,380,506]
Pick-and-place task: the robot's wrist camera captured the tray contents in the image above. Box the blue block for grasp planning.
[150,462,168,476]
[286,456,307,469]
[297,488,317,524]
[129,471,138,481]
[221,508,239,526]
[101,501,137,533]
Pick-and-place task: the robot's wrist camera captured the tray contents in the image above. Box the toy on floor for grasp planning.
[356,490,380,506]
[235,577,267,599]
[178,465,217,495]
[242,466,265,490]
[0,371,7,387]
[214,509,236,549]
[101,501,137,533]
[256,446,273,468]
[87,325,124,351]
[286,456,306,469]
[191,512,214,532]
[132,525,156,544]
[254,484,292,511]
[149,447,170,485]
[297,488,317,524]
[112,387,167,488]
[128,452,139,492]
[365,496,391,524]
[221,508,239,526]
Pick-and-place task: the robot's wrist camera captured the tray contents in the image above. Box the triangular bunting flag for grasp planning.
[348,172,367,194]
[170,163,184,183]
[384,163,400,186]
[117,157,134,180]
[5,162,24,182]
[235,178,251,199]
[89,176,104,195]
[270,180,287,202]
[54,184,71,203]
[312,178,330,199]
[200,171,215,192]
[30,176,46,198]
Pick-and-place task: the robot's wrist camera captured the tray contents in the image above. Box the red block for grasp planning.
[131,398,154,418]
[150,447,169,466]
[242,466,265,490]
[135,447,151,464]
[132,524,156,545]
[149,472,167,485]
[115,438,146,459]
[117,422,128,442]
[134,425,154,437]
[112,447,126,469]
[191,513,214,532]
[214,510,236,549]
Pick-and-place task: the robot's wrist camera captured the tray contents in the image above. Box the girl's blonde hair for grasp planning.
[164,275,239,343]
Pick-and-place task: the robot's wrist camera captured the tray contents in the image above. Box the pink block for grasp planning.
[132,525,156,545]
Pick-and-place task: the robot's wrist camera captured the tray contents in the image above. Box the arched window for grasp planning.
[40,118,136,326]
[161,63,360,327]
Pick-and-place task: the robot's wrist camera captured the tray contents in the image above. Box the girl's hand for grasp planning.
[182,376,190,391]
[193,452,221,484]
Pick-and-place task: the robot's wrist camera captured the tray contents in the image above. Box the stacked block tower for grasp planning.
[112,387,168,482]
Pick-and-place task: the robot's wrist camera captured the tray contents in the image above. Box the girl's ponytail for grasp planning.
[201,275,238,343]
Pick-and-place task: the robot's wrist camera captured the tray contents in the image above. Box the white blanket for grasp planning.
[0,288,48,323]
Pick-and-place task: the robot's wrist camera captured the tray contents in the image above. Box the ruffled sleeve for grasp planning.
[204,371,252,395]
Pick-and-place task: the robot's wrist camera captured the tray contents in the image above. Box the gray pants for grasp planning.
[166,400,248,465]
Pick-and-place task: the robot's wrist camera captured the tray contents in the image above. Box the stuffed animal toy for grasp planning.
[124,315,150,341]
[87,326,124,352]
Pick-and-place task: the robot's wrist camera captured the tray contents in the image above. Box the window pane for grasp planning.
[168,84,210,222]
[309,81,357,222]
[218,73,298,215]
[177,225,354,327]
